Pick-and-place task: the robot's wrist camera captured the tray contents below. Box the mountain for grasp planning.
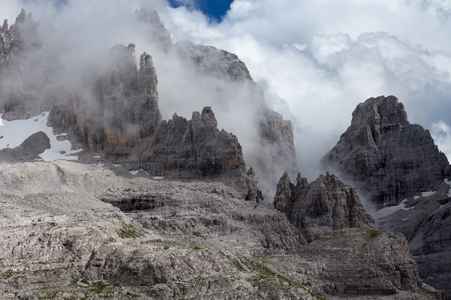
[322,95,451,298]
[322,95,450,208]
[0,9,446,299]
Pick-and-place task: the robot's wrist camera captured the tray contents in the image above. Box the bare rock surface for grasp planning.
[0,9,297,202]
[322,95,450,208]
[266,228,444,299]
[322,95,450,298]
[0,131,50,162]
[274,171,377,242]
[135,8,173,52]
[46,43,263,201]
[0,160,441,299]
[378,179,451,298]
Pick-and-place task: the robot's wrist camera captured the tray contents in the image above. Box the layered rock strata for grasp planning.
[322,95,450,208]
[322,95,451,297]
[378,180,451,298]
[0,160,442,299]
[274,171,377,242]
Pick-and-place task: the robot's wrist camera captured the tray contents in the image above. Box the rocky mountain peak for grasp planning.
[274,171,377,243]
[139,51,153,69]
[1,19,8,32]
[323,95,450,208]
[352,95,408,128]
[135,8,172,52]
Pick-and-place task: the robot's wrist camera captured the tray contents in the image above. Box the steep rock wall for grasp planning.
[322,95,450,208]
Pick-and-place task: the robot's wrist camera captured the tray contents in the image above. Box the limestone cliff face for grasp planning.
[45,43,263,201]
[174,40,253,82]
[48,44,161,151]
[0,9,45,120]
[173,39,299,197]
[135,8,173,52]
[0,9,294,202]
[322,95,450,208]
[274,171,377,242]
[378,180,451,298]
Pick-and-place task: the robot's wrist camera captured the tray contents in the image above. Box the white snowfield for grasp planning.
[0,112,82,162]
[445,178,451,197]
[373,199,412,221]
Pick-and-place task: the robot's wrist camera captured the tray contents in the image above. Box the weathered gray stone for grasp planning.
[135,8,173,52]
[322,95,451,298]
[274,171,377,242]
[378,180,451,299]
[322,95,450,208]
[173,40,252,82]
[0,131,50,162]
[172,39,299,199]
[0,160,441,299]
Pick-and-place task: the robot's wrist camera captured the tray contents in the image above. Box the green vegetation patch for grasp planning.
[229,257,325,299]
[369,229,383,238]
[116,223,145,239]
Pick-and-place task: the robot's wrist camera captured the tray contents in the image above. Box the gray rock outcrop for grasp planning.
[172,39,299,199]
[274,171,377,242]
[0,131,50,162]
[0,160,442,299]
[378,180,451,298]
[322,95,450,208]
[135,8,173,52]
[0,8,296,201]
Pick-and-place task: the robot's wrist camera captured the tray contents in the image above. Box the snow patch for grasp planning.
[445,178,451,197]
[113,164,122,168]
[153,176,164,180]
[373,199,412,220]
[130,169,151,176]
[0,112,82,162]
[421,190,436,197]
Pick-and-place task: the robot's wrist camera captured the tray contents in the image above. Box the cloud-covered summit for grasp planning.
[2,0,451,180]
[160,0,451,178]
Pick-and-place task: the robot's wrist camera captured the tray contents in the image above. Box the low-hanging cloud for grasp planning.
[2,0,451,183]
[159,0,451,179]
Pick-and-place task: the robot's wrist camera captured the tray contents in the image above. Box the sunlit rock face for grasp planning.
[274,171,377,242]
[322,95,450,208]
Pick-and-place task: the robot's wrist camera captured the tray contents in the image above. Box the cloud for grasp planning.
[432,121,451,160]
[160,0,451,179]
[2,0,451,182]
